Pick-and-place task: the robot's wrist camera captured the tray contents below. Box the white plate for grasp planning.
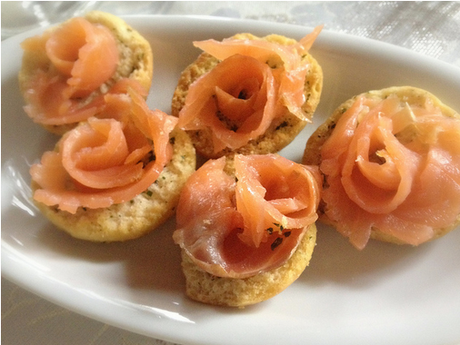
[2,15,460,345]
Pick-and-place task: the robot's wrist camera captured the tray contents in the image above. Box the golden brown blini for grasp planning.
[171,31,323,159]
[32,128,196,242]
[173,154,322,307]
[19,10,153,135]
[303,86,460,249]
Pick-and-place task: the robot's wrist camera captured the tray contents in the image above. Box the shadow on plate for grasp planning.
[298,222,436,288]
[35,217,185,294]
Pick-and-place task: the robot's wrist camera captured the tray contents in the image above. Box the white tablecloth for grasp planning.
[2,2,460,344]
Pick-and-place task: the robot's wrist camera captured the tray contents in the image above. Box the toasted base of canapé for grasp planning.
[180,223,316,307]
[33,129,196,242]
[19,10,154,135]
[171,33,323,159]
[302,86,460,245]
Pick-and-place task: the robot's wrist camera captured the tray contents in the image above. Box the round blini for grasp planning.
[18,10,153,135]
[32,128,196,242]
[171,33,323,159]
[302,86,460,245]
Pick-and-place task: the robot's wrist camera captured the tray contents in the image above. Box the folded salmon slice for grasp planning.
[178,27,322,153]
[193,25,322,71]
[21,17,126,126]
[23,75,147,126]
[45,17,119,98]
[173,154,321,279]
[30,89,177,214]
[321,94,460,249]
[178,54,276,153]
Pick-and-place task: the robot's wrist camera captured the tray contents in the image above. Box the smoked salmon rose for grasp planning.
[31,89,176,214]
[173,154,321,307]
[171,28,323,158]
[19,11,153,134]
[30,88,196,242]
[303,86,460,250]
[176,54,277,153]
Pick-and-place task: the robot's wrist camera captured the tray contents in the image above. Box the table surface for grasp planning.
[2,2,460,345]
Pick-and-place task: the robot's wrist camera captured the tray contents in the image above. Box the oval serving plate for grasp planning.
[2,15,460,345]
